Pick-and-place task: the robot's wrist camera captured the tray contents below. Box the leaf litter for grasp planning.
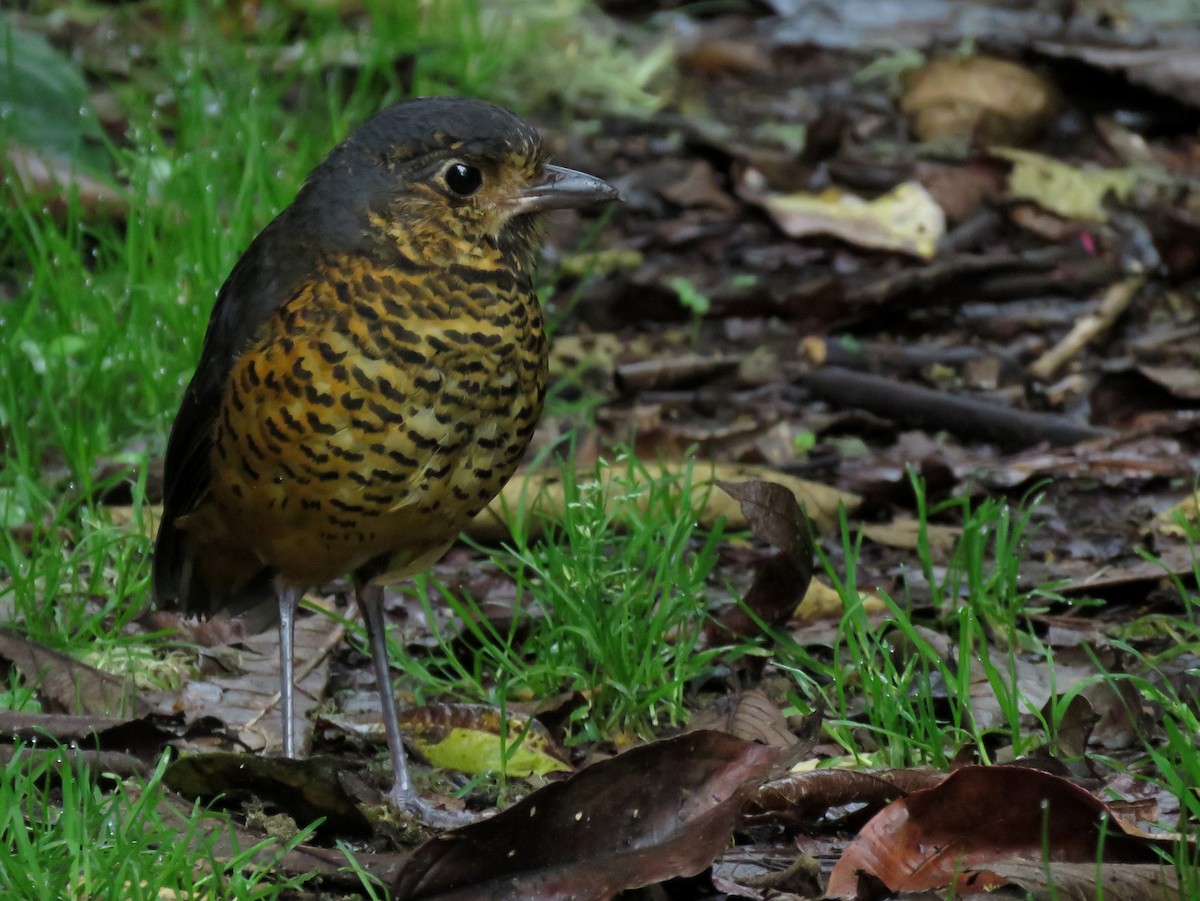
[5,0,1200,897]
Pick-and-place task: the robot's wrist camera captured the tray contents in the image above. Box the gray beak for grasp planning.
[512,164,620,215]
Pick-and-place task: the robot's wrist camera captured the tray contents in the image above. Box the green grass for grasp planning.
[775,470,1200,884]
[0,746,315,899]
[4,0,1200,893]
[776,475,1066,768]
[0,0,661,651]
[1104,514,1200,885]
[2,473,153,651]
[375,450,732,743]
[0,1,665,891]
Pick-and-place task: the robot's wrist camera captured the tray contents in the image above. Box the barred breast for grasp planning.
[187,254,547,588]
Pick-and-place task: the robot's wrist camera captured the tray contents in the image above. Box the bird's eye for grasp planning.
[444,163,483,196]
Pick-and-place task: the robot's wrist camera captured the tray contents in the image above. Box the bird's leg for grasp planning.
[276,582,303,758]
[355,580,472,826]
[356,581,415,797]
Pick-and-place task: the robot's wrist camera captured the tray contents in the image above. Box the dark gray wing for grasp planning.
[152,213,319,612]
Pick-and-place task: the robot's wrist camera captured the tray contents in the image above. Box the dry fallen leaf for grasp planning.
[3,144,129,222]
[393,731,777,900]
[824,765,1170,897]
[795,579,885,620]
[0,628,146,718]
[993,148,1138,222]
[161,598,342,755]
[710,480,815,639]
[470,460,858,544]
[986,859,1181,900]
[690,689,800,750]
[860,517,961,561]
[901,54,1059,145]
[750,767,945,824]
[738,169,945,259]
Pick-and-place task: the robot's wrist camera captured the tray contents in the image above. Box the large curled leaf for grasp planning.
[0,18,118,208]
[394,731,777,900]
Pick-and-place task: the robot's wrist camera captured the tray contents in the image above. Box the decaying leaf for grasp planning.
[711,480,815,638]
[824,765,1172,897]
[0,710,136,745]
[993,148,1138,223]
[986,859,1181,900]
[164,752,373,837]
[162,598,342,755]
[3,143,128,222]
[738,169,945,259]
[1154,489,1200,536]
[860,517,961,561]
[398,703,571,777]
[690,689,800,750]
[795,579,886,620]
[393,731,777,900]
[902,55,1059,145]
[0,628,145,718]
[749,767,945,824]
[470,460,858,544]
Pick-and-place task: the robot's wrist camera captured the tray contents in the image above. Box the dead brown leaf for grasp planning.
[738,170,945,260]
[164,752,374,837]
[710,480,815,639]
[824,765,1169,897]
[750,767,945,824]
[160,599,343,755]
[0,628,145,717]
[689,689,799,750]
[392,731,777,900]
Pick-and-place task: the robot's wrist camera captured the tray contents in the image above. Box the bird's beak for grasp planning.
[511,164,620,215]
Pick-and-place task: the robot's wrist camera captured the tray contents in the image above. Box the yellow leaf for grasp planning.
[471,460,859,543]
[993,148,1136,222]
[404,705,572,778]
[796,579,886,620]
[742,171,945,259]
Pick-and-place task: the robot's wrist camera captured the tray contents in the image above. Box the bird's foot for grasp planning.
[388,784,478,830]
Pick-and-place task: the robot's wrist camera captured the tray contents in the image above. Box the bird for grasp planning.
[153,96,619,821]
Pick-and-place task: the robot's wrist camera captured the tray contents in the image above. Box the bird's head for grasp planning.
[298,97,618,274]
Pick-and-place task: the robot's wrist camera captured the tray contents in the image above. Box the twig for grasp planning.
[794,366,1107,448]
[1028,276,1144,380]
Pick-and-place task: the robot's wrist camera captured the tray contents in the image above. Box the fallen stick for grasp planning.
[794,366,1108,448]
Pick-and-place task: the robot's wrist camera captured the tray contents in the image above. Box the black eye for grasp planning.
[444,163,483,196]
